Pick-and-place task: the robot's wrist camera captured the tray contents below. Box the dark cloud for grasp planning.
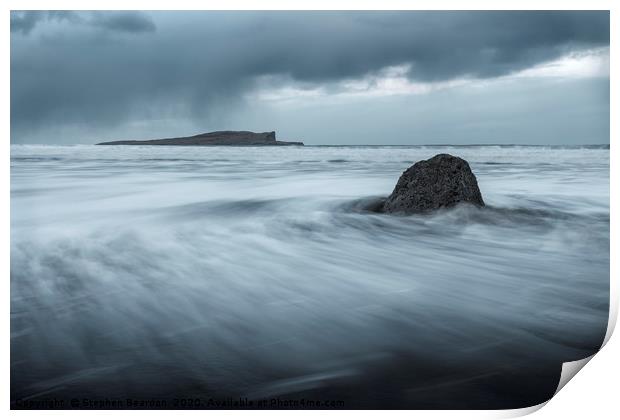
[10,11,77,35]
[89,11,156,33]
[10,11,609,143]
[10,10,156,35]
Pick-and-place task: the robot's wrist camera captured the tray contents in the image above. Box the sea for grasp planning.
[10,144,610,409]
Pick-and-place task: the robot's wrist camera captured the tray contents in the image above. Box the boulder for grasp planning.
[383,154,484,214]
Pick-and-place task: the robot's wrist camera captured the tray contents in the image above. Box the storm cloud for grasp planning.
[10,10,156,35]
[10,11,609,144]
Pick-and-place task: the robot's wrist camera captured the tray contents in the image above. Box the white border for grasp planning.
[3,1,617,419]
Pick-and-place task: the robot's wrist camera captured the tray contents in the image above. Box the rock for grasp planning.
[383,154,484,214]
[96,130,303,146]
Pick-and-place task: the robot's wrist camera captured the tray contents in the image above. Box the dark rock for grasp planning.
[383,154,484,214]
[96,130,303,146]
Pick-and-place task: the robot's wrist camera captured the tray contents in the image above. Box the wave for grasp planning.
[10,144,609,408]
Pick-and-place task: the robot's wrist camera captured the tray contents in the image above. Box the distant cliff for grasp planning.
[96,131,303,146]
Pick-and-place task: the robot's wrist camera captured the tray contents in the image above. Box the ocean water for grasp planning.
[11,144,609,409]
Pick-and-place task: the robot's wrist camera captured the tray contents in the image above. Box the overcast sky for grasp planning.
[10,11,609,145]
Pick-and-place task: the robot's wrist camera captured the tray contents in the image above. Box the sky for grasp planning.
[10,11,610,145]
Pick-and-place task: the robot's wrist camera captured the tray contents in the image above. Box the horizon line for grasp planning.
[10,143,611,148]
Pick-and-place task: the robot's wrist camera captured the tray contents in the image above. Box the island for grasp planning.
[96,131,303,146]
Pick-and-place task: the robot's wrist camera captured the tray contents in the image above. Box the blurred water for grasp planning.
[11,144,609,409]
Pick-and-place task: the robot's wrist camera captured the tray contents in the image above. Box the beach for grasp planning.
[10,144,609,408]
